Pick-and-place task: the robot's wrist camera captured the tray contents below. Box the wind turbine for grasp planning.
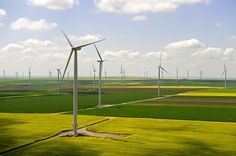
[187,70,189,80]
[222,64,227,88]
[28,68,31,87]
[58,25,105,135]
[120,65,124,80]
[92,63,96,90]
[49,70,52,80]
[94,44,106,107]
[3,70,6,80]
[56,69,62,94]
[157,54,168,96]
[200,70,203,80]
[22,72,25,79]
[176,68,179,81]
[67,71,70,79]
[16,72,18,79]
[104,70,107,79]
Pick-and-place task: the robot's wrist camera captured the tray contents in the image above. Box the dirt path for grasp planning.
[59,117,129,139]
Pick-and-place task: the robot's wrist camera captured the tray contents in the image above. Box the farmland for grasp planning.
[0,78,236,155]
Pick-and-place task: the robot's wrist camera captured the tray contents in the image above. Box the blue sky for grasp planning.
[0,0,236,78]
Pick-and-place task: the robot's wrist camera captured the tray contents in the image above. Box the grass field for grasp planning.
[0,78,236,155]
[0,113,235,156]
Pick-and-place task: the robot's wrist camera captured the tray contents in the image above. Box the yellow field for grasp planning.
[178,92,236,97]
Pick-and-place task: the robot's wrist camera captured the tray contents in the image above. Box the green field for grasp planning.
[0,78,236,155]
[0,113,235,156]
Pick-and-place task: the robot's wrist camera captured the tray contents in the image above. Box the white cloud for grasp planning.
[68,34,101,44]
[26,0,79,10]
[165,38,205,51]
[223,48,236,61]
[0,9,7,18]
[0,23,4,27]
[192,47,223,59]
[10,18,56,31]
[103,49,140,61]
[230,35,236,43]
[132,15,147,21]
[215,22,222,27]
[95,0,211,14]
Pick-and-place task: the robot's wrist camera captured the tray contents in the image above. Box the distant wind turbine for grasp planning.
[157,54,168,96]
[49,70,52,80]
[94,44,107,107]
[3,70,6,80]
[187,70,189,80]
[28,68,31,87]
[58,25,105,135]
[176,68,179,81]
[67,71,70,79]
[222,64,227,88]
[120,65,125,80]
[104,70,107,79]
[92,63,96,90]
[200,70,203,80]
[56,69,62,94]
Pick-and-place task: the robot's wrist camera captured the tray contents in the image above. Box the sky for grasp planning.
[0,0,236,79]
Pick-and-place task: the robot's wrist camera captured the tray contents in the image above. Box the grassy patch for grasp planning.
[0,92,157,113]
[79,104,236,122]
[0,113,105,153]
[3,116,236,156]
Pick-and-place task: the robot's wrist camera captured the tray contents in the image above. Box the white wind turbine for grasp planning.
[157,54,168,96]
[49,70,52,80]
[222,64,227,88]
[176,68,179,81]
[187,70,189,80]
[94,44,106,107]
[92,63,96,90]
[56,69,62,94]
[120,65,124,80]
[200,70,203,80]
[3,70,6,80]
[58,25,105,135]
[28,68,31,87]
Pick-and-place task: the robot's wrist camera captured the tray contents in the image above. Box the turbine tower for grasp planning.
[92,64,96,90]
[56,69,61,94]
[28,68,31,87]
[200,70,203,80]
[58,25,105,135]
[67,71,70,79]
[3,70,6,80]
[176,68,179,81]
[157,54,168,96]
[49,70,52,80]
[120,65,124,80]
[187,70,189,80]
[94,44,106,107]
[222,64,227,88]
[104,70,107,79]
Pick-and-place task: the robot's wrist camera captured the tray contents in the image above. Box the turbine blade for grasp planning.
[75,39,106,50]
[92,64,96,71]
[62,49,74,80]
[221,71,225,76]
[103,59,110,62]
[94,44,103,61]
[161,66,169,74]
[57,24,74,48]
